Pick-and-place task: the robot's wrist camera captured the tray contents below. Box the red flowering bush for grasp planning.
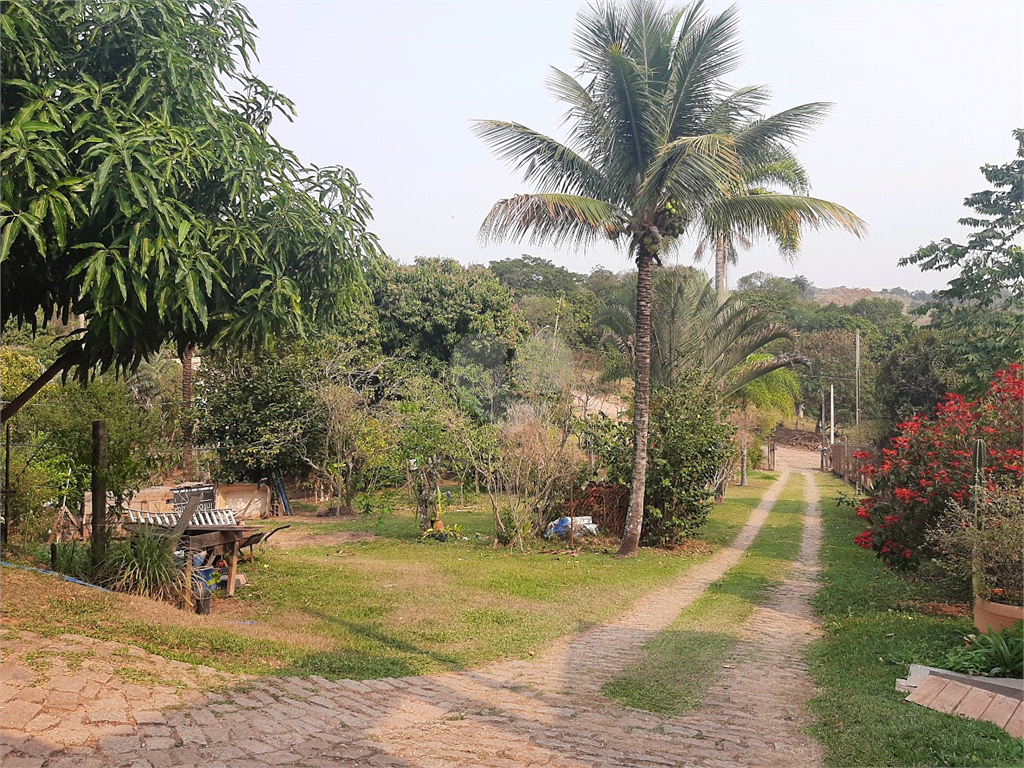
[854,364,1023,569]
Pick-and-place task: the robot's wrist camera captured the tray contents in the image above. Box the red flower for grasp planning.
[850,366,1022,569]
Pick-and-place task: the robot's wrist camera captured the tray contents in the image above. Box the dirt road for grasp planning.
[1,447,826,767]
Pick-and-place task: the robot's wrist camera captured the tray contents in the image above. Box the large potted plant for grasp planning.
[928,483,1024,633]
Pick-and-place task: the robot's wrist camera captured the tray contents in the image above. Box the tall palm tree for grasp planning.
[475,0,858,556]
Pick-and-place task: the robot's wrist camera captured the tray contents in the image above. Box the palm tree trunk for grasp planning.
[181,346,195,481]
[715,238,728,306]
[618,251,654,557]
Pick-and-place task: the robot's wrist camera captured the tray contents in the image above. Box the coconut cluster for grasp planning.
[638,199,686,255]
[605,200,686,256]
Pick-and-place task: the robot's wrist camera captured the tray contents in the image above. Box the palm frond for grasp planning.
[704,85,773,132]
[720,352,812,400]
[478,193,621,249]
[742,151,809,193]
[597,41,662,193]
[471,120,610,199]
[733,103,832,163]
[664,2,743,139]
[639,132,742,213]
[594,301,637,371]
[546,67,598,125]
[729,357,803,414]
[572,0,627,73]
[703,193,866,260]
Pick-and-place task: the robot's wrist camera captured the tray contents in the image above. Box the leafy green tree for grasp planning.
[0,0,382,422]
[193,352,326,482]
[790,275,813,298]
[29,377,164,509]
[371,258,524,369]
[393,373,473,532]
[730,359,801,484]
[475,0,848,555]
[790,328,866,428]
[900,129,1023,393]
[516,292,602,350]
[0,347,43,410]
[487,255,585,296]
[488,256,599,348]
[875,329,961,431]
[734,271,806,317]
[301,346,402,512]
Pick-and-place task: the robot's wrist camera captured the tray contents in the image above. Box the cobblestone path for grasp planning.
[1,450,825,768]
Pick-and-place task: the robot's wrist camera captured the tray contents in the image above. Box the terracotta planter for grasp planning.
[973,596,1024,634]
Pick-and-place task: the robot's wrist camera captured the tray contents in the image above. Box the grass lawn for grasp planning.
[807,473,1023,767]
[601,471,803,714]
[0,480,772,681]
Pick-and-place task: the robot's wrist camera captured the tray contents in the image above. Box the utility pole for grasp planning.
[855,328,861,437]
[830,383,835,445]
[820,387,826,471]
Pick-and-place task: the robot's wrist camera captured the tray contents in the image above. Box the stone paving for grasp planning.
[1,450,827,767]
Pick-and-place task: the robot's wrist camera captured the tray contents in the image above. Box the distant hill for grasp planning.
[810,286,932,311]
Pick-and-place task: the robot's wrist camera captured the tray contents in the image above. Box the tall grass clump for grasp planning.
[51,540,90,579]
[100,526,186,603]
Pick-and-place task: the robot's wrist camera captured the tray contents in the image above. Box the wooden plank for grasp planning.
[953,687,997,720]
[979,693,1020,729]
[930,680,973,714]
[906,675,948,708]
[171,495,201,537]
[180,531,229,550]
[1004,702,1023,738]
[183,553,193,611]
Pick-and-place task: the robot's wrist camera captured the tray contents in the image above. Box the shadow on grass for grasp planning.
[603,629,735,715]
[279,610,465,680]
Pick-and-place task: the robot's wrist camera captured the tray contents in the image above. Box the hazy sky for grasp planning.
[244,0,1023,292]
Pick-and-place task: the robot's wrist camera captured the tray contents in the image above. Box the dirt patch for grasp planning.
[267,528,378,550]
[773,425,825,451]
[918,601,972,617]
[773,443,823,472]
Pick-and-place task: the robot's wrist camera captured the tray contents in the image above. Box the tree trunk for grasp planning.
[715,238,728,306]
[0,347,86,424]
[90,420,108,570]
[415,460,439,532]
[181,346,195,481]
[618,251,654,557]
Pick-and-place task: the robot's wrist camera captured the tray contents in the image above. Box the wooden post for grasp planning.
[226,539,241,597]
[90,419,108,568]
[2,422,11,544]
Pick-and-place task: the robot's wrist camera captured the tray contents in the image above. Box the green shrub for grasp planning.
[100,527,186,603]
[945,624,1023,679]
[581,373,735,546]
[926,484,1024,606]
